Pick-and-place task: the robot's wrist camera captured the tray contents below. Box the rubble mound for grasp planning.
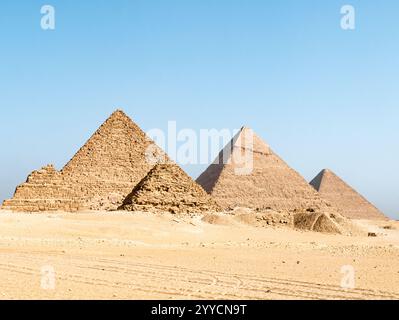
[235,211,293,228]
[202,214,232,225]
[294,210,364,235]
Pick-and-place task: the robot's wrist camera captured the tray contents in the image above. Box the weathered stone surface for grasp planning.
[310,169,387,220]
[1,165,81,212]
[2,110,169,212]
[196,127,332,213]
[120,163,220,214]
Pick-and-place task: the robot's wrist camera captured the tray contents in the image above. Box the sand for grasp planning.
[0,209,398,300]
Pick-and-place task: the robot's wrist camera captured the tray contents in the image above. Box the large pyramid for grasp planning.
[196,127,331,212]
[310,169,387,220]
[2,110,169,212]
[120,163,220,214]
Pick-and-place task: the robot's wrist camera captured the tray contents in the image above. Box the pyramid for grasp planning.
[196,127,331,212]
[310,169,387,220]
[2,110,169,212]
[1,164,82,212]
[120,163,220,214]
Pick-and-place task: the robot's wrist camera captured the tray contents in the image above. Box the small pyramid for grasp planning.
[2,110,169,212]
[196,127,329,212]
[120,163,220,214]
[310,169,387,220]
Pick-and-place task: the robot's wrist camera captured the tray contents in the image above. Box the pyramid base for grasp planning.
[120,202,220,215]
[1,199,83,213]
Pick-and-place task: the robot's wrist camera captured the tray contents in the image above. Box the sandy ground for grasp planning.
[0,210,398,300]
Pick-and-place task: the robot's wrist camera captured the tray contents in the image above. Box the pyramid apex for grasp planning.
[103,109,133,124]
[314,168,333,177]
[110,109,127,116]
[311,169,336,190]
[321,169,338,177]
[236,126,255,140]
[240,126,252,132]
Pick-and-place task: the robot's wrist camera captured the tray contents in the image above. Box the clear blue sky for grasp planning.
[0,0,398,218]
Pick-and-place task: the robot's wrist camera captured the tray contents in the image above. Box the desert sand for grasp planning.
[0,209,398,300]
